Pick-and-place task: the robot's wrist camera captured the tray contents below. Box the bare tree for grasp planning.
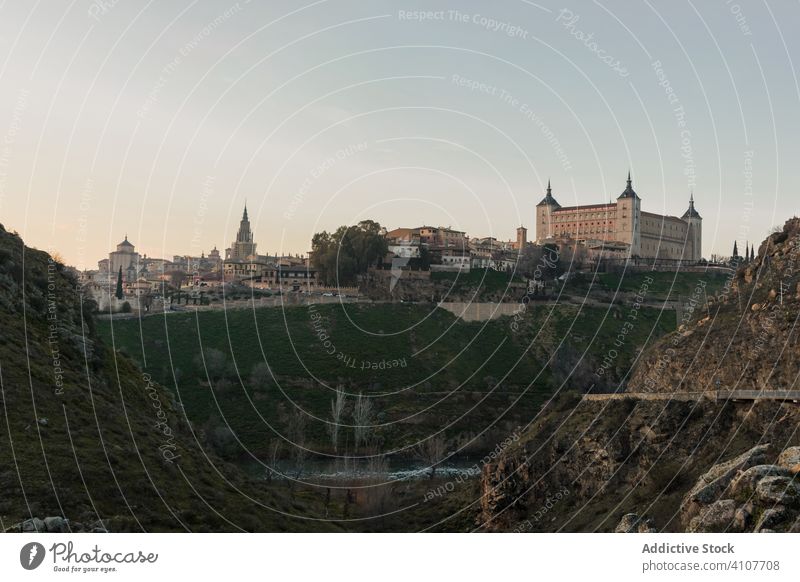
[352,392,374,450]
[328,385,347,452]
[265,440,281,482]
[415,434,446,479]
[287,409,308,479]
[363,452,391,514]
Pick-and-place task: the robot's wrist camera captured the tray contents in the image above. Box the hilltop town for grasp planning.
[73,173,753,316]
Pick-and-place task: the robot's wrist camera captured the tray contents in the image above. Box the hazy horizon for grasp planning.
[1,0,798,268]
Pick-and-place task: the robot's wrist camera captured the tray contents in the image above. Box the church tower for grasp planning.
[681,193,702,262]
[229,204,257,259]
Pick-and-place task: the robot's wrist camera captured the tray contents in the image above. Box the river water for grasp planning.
[257,458,481,482]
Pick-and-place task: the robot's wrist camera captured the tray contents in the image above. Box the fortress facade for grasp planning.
[535,174,702,262]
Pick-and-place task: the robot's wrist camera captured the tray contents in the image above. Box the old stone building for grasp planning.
[535,174,702,262]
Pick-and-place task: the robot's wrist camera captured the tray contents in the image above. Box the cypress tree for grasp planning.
[732,240,739,258]
[115,266,124,300]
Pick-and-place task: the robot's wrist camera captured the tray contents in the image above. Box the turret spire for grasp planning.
[682,192,701,219]
[618,170,639,199]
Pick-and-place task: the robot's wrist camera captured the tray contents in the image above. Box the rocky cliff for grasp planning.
[630,217,800,393]
[477,217,800,532]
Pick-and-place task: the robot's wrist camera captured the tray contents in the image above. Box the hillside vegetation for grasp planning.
[0,224,331,532]
[97,297,676,462]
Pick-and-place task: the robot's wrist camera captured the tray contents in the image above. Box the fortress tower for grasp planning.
[681,193,702,262]
[535,180,560,240]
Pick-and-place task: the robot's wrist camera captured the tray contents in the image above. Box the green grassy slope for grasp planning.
[0,224,331,532]
[97,299,675,460]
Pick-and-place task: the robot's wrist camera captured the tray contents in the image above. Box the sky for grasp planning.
[0,0,798,269]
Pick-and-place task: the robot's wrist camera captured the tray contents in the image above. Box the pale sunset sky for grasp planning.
[0,0,798,269]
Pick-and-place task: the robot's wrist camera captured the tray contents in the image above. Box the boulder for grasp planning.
[615,513,656,533]
[756,476,800,506]
[789,516,800,533]
[729,465,790,496]
[687,499,737,532]
[733,503,753,531]
[681,445,770,523]
[44,516,68,533]
[615,513,640,533]
[777,447,800,474]
[21,517,45,532]
[755,506,790,532]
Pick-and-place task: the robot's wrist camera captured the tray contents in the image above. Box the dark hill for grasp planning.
[0,224,329,532]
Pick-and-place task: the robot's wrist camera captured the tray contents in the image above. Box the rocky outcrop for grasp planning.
[687,499,738,532]
[476,396,800,532]
[615,513,656,533]
[479,457,532,528]
[630,217,800,394]
[678,446,800,532]
[680,444,769,523]
[5,516,107,533]
[778,447,800,473]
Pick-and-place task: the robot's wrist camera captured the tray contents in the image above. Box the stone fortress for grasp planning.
[535,173,702,262]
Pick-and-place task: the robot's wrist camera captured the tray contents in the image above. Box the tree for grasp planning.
[193,347,228,382]
[415,434,446,479]
[311,221,389,285]
[265,440,282,482]
[120,301,132,313]
[167,269,186,289]
[410,245,431,270]
[248,361,274,392]
[328,385,347,452]
[352,392,374,450]
[115,266,124,299]
[516,245,545,278]
[732,240,739,258]
[287,409,309,479]
[364,451,391,514]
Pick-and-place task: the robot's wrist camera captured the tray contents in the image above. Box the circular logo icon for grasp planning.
[20,542,46,570]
